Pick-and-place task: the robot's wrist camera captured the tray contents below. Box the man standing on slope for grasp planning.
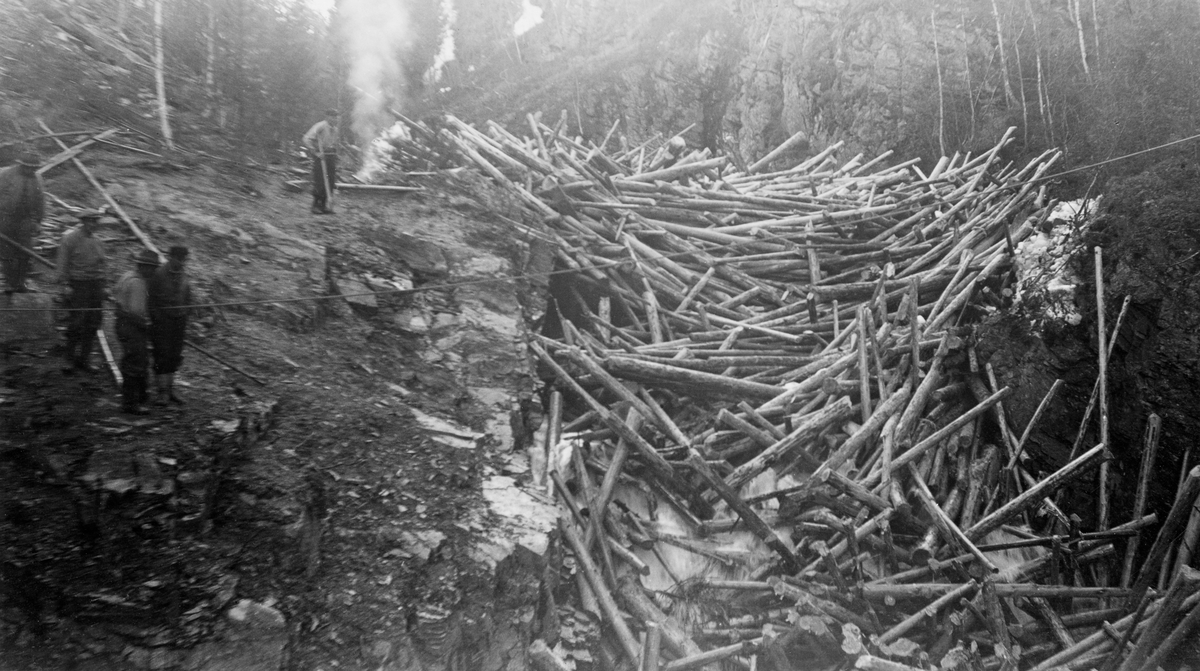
[57,211,107,374]
[302,109,339,214]
[148,245,192,406]
[0,152,45,293]
[113,250,159,414]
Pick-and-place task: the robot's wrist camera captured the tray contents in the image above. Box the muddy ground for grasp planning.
[1,147,562,670]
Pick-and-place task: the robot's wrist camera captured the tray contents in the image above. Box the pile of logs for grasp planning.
[431,116,1200,670]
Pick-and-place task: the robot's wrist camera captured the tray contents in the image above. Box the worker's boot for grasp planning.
[136,375,150,404]
[121,377,149,415]
[152,375,170,406]
[13,257,28,292]
[74,338,95,374]
[62,340,78,375]
[166,374,184,405]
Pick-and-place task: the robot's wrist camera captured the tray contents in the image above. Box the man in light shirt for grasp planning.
[113,250,159,414]
[302,109,339,215]
[56,211,107,374]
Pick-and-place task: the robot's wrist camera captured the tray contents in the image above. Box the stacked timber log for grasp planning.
[433,116,1200,670]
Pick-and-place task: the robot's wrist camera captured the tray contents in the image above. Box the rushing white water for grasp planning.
[1012,197,1097,329]
[615,469,798,592]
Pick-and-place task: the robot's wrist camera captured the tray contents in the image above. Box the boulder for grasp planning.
[362,226,449,276]
[335,278,378,313]
[182,600,287,671]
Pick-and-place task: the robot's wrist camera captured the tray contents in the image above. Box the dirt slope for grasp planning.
[1,147,556,670]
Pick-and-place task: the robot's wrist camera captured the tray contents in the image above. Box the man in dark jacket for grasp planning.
[0,152,44,293]
[113,250,159,414]
[148,245,191,405]
[56,211,107,373]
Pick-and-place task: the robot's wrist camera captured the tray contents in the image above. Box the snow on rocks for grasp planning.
[471,475,559,567]
[1012,198,1096,331]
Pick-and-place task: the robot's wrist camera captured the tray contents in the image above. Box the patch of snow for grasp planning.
[409,408,481,449]
[472,475,558,566]
[1011,198,1096,330]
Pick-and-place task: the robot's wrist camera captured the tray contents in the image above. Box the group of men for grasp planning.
[57,213,193,414]
[1,108,334,409]
[0,150,192,416]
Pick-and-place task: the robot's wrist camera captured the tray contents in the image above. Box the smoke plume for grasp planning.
[513,0,543,37]
[425,0,457,84]
[339,0,412,158]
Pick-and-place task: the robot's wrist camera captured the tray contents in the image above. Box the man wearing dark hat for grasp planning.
[0,152,45,293]
[302,109,339,214]
[148,245,192,405]
[56,210,107,373]
[113,249,159,414]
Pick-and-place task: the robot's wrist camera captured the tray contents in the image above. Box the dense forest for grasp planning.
[4,0,1200,182]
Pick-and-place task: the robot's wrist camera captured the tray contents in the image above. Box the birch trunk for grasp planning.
[1015,41,1028,144]
[931,10,946,156]
[1070,0,1092,79]
[990,0,1018,108]
[154,0,175,150]
[203,0,216,119]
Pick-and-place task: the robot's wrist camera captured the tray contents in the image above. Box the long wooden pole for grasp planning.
[36,129,119,176]
[559,518,642,664]
[1095,247,1111,535]
[37,119,164,261]
[1129,466,1200,604]
[0,231,54,269]
[966,443,1106,542]
[183,339,265,386]
[1121,413,1161,588]
[1118,566,1200,671]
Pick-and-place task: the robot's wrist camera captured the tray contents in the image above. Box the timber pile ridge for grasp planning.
[430,116,1200,670]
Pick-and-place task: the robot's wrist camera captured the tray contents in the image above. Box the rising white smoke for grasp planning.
[357,121,412,183]
[513,0,543,37]
[425,0,457,84]
[339,0,412,176]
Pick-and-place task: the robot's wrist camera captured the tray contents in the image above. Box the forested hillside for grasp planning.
[5,0,1200,180]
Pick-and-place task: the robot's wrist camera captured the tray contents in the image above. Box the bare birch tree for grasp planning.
[154,0,174,150]
[1069,0,1091,79]
[989,0,1018,108]
[152,0,174,149]
[203,0,216,119]
[931,9,946,156]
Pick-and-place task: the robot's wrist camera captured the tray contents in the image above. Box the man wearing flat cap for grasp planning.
[114,249,160,414]
[57,210,107,373]
[148,245,192,405]
[302,109,339,214]
[0,152,45,293]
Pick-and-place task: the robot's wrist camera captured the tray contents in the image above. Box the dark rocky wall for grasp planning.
[980,158,1200,533]
[426,0,986,170]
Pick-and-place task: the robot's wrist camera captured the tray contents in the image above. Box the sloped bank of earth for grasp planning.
[1,148,563,670]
